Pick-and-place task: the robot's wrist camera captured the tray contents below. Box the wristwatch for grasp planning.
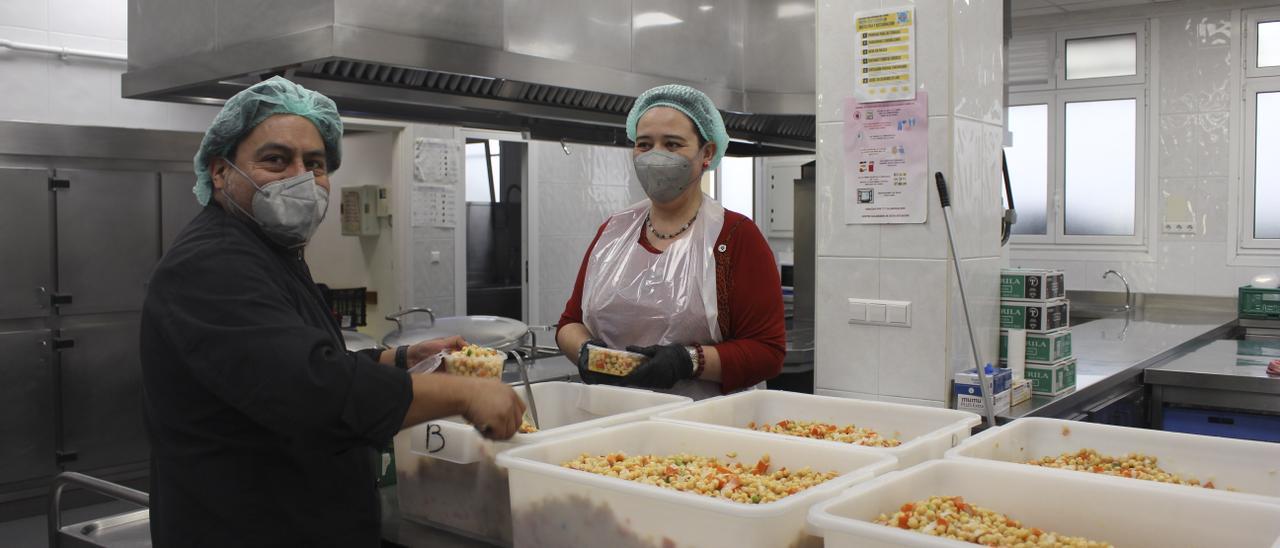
[395,345,410,371]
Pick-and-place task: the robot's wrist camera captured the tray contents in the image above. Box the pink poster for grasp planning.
[843,92,929,224]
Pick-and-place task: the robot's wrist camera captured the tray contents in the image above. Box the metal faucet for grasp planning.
[1102,270,1131,311]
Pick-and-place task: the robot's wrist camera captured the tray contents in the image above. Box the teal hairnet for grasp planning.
[192,76,343,205]
[626,84,729,171]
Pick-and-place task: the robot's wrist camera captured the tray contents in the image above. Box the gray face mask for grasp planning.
[223,161,329,248]
[633,148,702,203]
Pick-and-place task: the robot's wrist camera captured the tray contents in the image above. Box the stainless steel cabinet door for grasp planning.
[0,328,56,484]
[160,172,202,253]
[54,169,159,315]
[0,168,55,320]
[58,316,149,472]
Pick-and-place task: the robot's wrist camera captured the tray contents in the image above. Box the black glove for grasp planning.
[575,340,625,386]
[622,344,695,389]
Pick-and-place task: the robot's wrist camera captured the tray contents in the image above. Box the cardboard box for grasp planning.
[1025,358,1077,396]
[1000,329,1072,362]
[1000,299,1069,333]
[954,367,1013,395]
[953,384,1011,415]
[1001,269,1066,301]
[1010,378,1031,406]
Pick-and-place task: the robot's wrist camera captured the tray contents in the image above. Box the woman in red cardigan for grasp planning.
[555,84,786,399]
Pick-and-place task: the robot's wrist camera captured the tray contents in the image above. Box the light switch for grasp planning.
[867,303,887,323]
[430,250,441,263]
[848,299,867,322]
[887,303,909,325]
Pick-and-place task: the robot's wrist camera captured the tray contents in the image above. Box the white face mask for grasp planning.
[222,160,328,248]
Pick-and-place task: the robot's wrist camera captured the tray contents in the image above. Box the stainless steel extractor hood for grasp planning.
[124,0,816,155]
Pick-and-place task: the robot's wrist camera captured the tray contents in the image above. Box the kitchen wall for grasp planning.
[814,0,1006,407]
[1011,2,1279,297]
[307,129,401,338]
[527,140,645,327]
[0,0,217,131]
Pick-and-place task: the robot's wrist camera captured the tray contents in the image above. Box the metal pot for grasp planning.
[341,330,384,353]
[381,307,529,351]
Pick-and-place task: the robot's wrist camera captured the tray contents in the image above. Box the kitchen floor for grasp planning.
[0,500,141,548]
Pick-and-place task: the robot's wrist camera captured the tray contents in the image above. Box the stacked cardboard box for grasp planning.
[999,268,1076,398]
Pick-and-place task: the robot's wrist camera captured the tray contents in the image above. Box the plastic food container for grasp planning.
[496,421,897,548]
[442,345,506,378]
[945,417,1280,502]
[807,459,1280,548]
[584,344,646,376]
[653,390,980,469]
[393,382,690,545]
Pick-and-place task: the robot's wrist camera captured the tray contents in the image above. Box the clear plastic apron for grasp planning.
[581,195,725,399]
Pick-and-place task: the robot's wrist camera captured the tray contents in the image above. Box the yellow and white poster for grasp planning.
[854,7,916,102]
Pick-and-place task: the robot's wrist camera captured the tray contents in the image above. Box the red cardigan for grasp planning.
[558,209,787,393]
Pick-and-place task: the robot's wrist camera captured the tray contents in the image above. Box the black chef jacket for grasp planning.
[140,203,412,547]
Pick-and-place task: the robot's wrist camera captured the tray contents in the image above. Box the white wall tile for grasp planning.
[1196,112,1229,178]
[45,33,121,126]
[0,25,51,123]
[878,258,948,401]
[814,257,880,394]
[49,0,126,40]
[1155,241,1231,296]
[814,0,861,124]
[947,256,1000,388]
[1085,260,1156,294]
[908,0,951,118]
[813,388,879,402]
[880,115,950,259]
[0,0,48,30]
[815,122,881,257]
[950,0,1002,125]
[1158,114,1196,178]
[878,394,946,408]
[948,119,1003,260]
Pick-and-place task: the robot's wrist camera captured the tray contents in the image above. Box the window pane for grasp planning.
[1259,21,1280,68]
[1064,99,1136,236]
[1256,92,1280,238]
[489,140,502,203]
[1065,34,1137,80]
[719,156,754,219]
[1004,104,1049,235]
[464,142,491,202]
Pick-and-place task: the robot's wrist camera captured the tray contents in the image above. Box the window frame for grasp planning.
[1240,77,1280,252]
[1054,86,1147,246]
[1246,7,1280,79]
[1006,86,1147,251]
[1005,93,1056,245]
[1056,23,1148,90]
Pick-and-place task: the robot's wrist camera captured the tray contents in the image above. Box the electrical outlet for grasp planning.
[1163,220,1196,234]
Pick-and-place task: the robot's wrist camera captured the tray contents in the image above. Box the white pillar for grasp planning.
[814,0,1006,406]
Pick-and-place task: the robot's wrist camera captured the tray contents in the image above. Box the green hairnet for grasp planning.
[192,76,343,205]
[626,84,729,171]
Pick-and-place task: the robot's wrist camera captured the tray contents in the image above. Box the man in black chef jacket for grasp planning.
[140,76,525,547]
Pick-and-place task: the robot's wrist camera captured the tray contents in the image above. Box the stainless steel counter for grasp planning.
[1145,338,1280,418]
[499,354,578,385]
[1000,308,1236,422]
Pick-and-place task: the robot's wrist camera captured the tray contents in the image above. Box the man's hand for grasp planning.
[460,378,526,440]
[408,335,467,365]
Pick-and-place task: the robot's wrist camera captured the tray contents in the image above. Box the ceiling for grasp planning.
[1010,0,1175,17]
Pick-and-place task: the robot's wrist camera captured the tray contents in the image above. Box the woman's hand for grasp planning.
[408,335,467,365]
[622,344,695,388]
[575,340,625,385]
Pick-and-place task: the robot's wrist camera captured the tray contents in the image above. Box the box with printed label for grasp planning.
[953,384,1011,415]
[1000,300,1069,333]
[999,329,1072,362]
[1010,379,1031,406]
[953,367,1012,395]
[1025,358,1077,396]
[1001,269,1066,301]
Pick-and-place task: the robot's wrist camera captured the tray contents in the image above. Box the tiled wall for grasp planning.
[528,140,645,327]
[0,0,218,131]
[408,125,465,319]
[814,0,1005,406]
[1012,8,1275,297]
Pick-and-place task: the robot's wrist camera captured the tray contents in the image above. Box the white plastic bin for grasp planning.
[496,421,897,548]
[653,390,980,469]
[393,382,690,545]
[808,459,1280,548]
[946,417,1280,502]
